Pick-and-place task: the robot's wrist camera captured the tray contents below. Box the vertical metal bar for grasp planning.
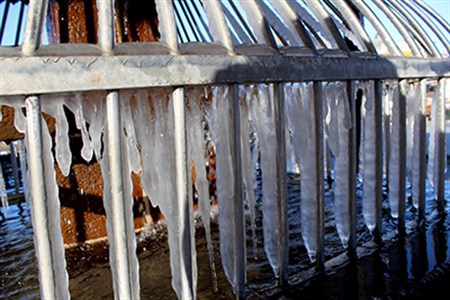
[313,81,325,269]
[9,142,20,194]
[394,81,407,232]
[373,80,384,243]
[436,78,447,211]
[274,83,289,285]
[0,0,10,44]
[105,91,134,299]
[347,81,357,256]
[230,84,246,299]
[22,0,49,55]
[417,79,427,220]
[172,87,196,299]
[25,96,56,299]
[96,0,115,54]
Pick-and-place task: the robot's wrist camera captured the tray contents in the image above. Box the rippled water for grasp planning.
[1,175,450,299]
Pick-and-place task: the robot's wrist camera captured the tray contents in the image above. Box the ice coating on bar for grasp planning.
[286,82,318,262]
[186,89,217,291]
[325,82,352,247]
[240,88,257,253]
[249,84,284,273]
[361,82,377,232]
[427,82,446,198]
[0,162,8,211]
[409,83,422,208]
[205,86,244,291]
[388,82,401,218]
[132,90,196,299]
[17,140,30,204]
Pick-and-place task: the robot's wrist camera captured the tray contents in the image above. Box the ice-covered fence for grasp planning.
[0,0,449,299]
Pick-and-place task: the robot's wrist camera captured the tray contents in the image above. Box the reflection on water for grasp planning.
[0,204,39,300]
[0,178,450,299]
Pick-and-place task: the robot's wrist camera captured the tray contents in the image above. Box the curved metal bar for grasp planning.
[404,0,450,54]
[239,0,277,47]
[221,3,252,45]
[22,0,49,55]
[303,0,349,51]
[257,0,303,47]
[349,0,401,56]
[270,0,317,51]
[372,0,421,57]
[178,0,201,42]
[0,1,10,44]
[330,0,375,53]
[155,0,179,53]
[387,0,441,57]
[14,2,25,46]
[414,0,450,34]
[202,1,234,53]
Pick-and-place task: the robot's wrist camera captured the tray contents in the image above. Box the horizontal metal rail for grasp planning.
[0,51,448,96]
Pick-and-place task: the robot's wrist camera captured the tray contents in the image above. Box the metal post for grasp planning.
[230,84,246,299]
[417,80,427,220]
[22,0,49,55]
[172,88,196,299]
[313,81,325,270]
[393,81,407,232]
[96,0,115,54]
[106,91,134,299]
[274,83,289,285]
[373,80,384,242]
[25,96,58,299]
[347,81,357,256]
[436,78,447,210]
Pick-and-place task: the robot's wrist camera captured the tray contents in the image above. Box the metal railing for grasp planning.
[0,0,449,299]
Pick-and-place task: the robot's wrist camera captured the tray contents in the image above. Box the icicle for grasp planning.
[133,89,197,299]
[186,88,217,291]
[0,162,8,212]
[427,83,445,199]
[120,91,141,174]
[240,88,257,255]
[406,83,418,181]
[362,82,378,232]
[286,82,317,261]
[65,94,93,162]
[249,84,284,273]
[383,83,392,178]
[41,97,72,177]
[82,93,106,161]
[409,83,422,209]
[205,86,242,291]
[17,140,30,204]
[388,82,402,218]
[325,82,352,247]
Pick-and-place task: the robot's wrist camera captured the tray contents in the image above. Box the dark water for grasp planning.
[1,176,450,299]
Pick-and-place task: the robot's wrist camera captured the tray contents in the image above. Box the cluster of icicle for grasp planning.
[0,79,445,298]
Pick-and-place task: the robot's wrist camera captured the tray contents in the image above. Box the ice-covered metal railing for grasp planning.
[0,0,449,300]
